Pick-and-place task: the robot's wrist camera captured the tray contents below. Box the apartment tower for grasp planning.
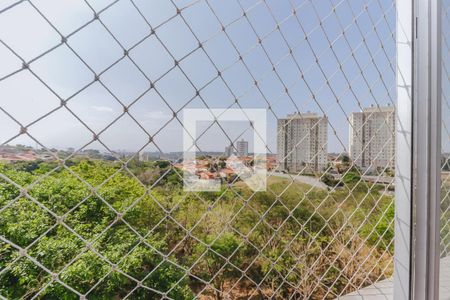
[224,145,233,157]
[277,112,328,173]
[236,139,248,157]
[349,105,395,171]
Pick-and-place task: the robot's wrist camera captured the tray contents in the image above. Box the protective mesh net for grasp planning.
[441,0,450,258]
[0,0,396,299]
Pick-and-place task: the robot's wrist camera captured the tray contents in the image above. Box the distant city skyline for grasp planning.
[3,105,401,158]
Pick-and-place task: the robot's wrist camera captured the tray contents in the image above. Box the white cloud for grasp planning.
[145,111,171,120]
[91,105,114,113]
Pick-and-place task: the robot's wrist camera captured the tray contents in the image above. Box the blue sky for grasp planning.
[0,0,396,155]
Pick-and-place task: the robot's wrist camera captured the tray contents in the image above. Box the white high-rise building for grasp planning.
[277,112,328,173]
[224,145,233,157]
[236,139,248,157]
[349,105,395,171]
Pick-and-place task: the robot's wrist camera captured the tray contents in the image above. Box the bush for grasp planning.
[343,171,361,184]
[0,159,394,299]
[321,173,341,187]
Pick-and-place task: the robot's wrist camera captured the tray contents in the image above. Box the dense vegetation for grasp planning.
[0,159,394,299]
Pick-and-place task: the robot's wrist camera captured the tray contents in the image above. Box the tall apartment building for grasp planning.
[224,145,233,157]
[236,139,248,157]
[349,105,395,171]
[277,113,328,173]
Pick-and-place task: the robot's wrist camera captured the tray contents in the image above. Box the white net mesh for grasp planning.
[441,0,450,258]
[0,0,396,299]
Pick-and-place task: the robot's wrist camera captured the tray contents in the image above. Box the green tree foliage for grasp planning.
[0,160,394,299]
[320,173,341,187]
[342,170,361,184]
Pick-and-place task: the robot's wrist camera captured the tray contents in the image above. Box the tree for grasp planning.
[321,173,340,187]
[194,233,241,300]
[342,170,361,184]
[0,159,395,299]
[0,161,193,299]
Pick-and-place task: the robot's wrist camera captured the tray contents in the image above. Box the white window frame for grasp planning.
[395,0,442,299]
